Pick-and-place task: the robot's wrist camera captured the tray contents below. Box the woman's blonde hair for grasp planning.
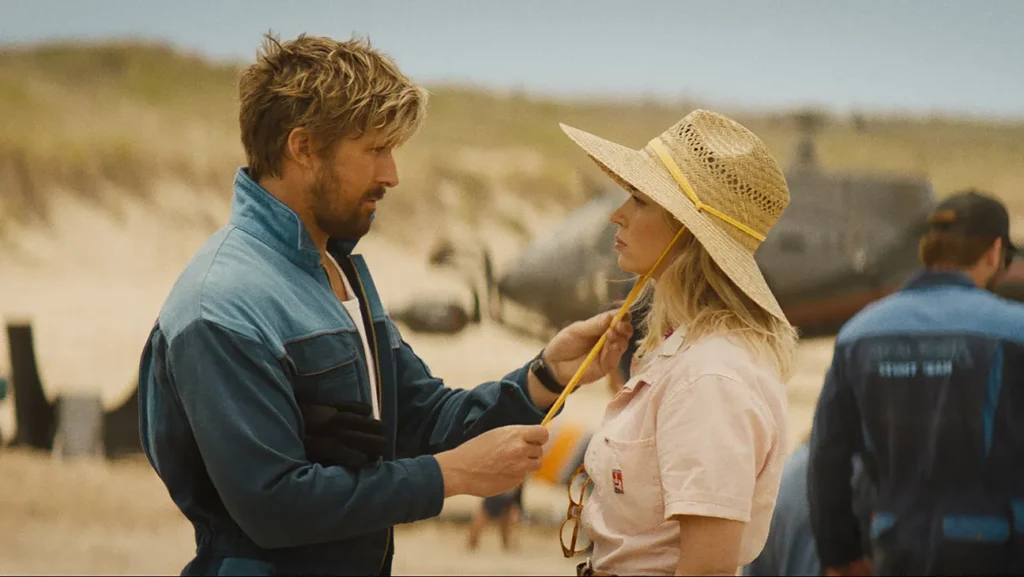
[631,217,799,381]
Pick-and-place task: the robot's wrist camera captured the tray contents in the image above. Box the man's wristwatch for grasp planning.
[530,350,566,394]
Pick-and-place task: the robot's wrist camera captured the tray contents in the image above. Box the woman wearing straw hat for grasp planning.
[556,109,799,576]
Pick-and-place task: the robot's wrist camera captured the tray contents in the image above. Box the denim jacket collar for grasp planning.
[228,168,359,271]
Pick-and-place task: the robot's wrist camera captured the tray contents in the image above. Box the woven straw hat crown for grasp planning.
[560,108,792,321]
[650,110,789,250]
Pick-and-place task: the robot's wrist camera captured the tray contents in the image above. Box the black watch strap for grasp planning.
[530,350,565,394]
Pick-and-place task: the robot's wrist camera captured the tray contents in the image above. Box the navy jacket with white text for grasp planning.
[807,269,1024,574]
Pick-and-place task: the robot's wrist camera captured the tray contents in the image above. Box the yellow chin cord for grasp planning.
[541,225,688,426]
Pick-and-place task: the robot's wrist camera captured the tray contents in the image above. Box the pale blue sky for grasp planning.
[2,0,1022,118]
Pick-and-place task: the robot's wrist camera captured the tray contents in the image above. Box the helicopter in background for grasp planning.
[395,112,1024,339]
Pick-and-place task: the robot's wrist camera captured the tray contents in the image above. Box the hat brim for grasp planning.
[559,122,787,323]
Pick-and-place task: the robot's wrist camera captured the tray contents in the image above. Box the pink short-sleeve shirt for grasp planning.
[579,329,789,575]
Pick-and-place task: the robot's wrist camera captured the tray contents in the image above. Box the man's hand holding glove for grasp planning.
[300,401,388,468]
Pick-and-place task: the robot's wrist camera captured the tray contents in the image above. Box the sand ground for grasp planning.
[0,447,587,576]
[0,185,836,575]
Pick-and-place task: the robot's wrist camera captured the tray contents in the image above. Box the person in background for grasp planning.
[467,485,525,551]
[137,32,634,576]
[808,189,1024,576]
[742,433,876,577]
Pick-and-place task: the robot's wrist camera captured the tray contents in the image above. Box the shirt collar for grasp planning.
[621,325,687,392]
[900,268,978,292]
[228,167,360,271]
[655,327,688,357]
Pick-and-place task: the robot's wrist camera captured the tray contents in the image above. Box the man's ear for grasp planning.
[987,237,1004,269]
[285,127,317,171]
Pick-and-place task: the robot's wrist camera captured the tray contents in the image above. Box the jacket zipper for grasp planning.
[346,255,391,574]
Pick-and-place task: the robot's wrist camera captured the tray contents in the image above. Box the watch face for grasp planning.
[531,357,562,392]
[532,359,548,379]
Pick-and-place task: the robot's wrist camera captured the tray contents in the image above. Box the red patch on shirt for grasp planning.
[612,469,624,494]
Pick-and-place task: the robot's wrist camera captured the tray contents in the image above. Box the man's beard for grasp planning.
[309,166,385,241]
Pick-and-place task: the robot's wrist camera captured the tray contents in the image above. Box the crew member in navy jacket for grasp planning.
[137,33,633,576]
[808,189,1024,576]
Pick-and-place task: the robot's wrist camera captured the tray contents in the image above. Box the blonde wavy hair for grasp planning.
[631,219,799,381]
[238,32,428,181]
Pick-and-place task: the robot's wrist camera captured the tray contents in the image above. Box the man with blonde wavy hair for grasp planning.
[137,33,633,576]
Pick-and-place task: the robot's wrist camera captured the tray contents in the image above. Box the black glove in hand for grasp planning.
[301,400,387,468]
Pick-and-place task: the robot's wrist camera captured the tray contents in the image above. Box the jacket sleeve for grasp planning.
[807,347,866,568]
[166,318,446,550]
[389,319,549,458]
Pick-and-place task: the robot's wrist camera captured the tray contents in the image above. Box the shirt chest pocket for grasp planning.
[589,434,665,533]
[284,331,371,408]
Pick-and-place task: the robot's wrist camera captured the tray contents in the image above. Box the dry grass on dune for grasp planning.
[1,41,1023,249]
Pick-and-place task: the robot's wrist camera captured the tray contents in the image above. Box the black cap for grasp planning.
[927,189,1017,265]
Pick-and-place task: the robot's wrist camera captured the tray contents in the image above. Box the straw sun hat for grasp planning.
[560,109,791,322]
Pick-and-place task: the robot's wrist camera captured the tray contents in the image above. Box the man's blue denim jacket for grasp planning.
[807,269,1024,574]
[138,168,547,576]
